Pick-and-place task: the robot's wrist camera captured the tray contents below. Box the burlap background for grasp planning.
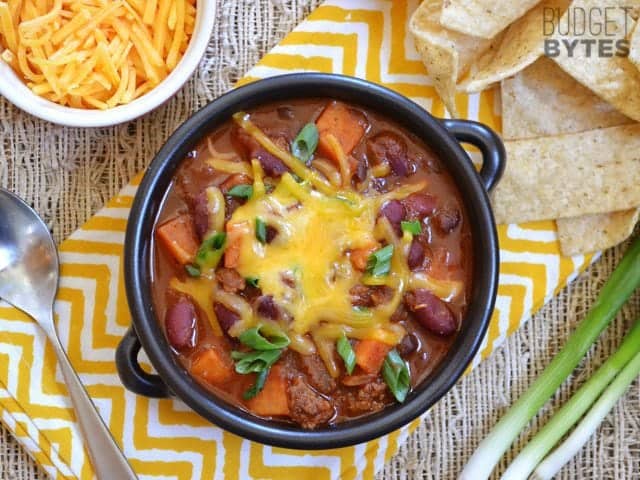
[0,1,638,478]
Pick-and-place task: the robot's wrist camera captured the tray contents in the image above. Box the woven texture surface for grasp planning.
[0,1,638,479]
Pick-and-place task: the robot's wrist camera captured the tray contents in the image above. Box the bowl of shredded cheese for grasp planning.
[0,0,215,127]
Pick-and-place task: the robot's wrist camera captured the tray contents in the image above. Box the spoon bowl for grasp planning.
[0,189,58,328]
[0,188,137,479]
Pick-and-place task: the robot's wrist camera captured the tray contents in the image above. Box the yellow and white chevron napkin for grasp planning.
[0,1,596,478]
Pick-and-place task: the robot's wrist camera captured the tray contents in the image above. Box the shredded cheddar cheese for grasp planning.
[174,115,464,353]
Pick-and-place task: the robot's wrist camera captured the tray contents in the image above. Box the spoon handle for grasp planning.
[48,322,138,479]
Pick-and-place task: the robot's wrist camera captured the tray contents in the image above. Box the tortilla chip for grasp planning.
[440,0,542,39]
[491,124,640,224]
[459,0,571,93]
[501,57,632,139]
[630,22,640,70]
[500,57,637,254]
[551,0,640,122]
[557,209,639,255]
[409,0,497,116]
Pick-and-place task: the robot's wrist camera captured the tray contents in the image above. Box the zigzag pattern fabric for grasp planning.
[0,1,596,478]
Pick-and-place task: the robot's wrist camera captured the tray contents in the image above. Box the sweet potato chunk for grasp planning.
[246,365,290,417]
[224,222,248,268]
[355,339,392,375]
[156,215,200,265]
[316,101,367,164]
[190,347,233,385]
[350,243,378,271]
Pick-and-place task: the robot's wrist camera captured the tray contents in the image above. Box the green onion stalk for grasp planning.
[459,236,640,480]
[532,349,640,480]
[501,318,640,479]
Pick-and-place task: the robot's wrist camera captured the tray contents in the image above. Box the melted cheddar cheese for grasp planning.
[227,172,405,340]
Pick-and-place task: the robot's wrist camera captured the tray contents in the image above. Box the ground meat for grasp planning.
[288,377,335,429]
[350,285,394,308]
[277,106,295,120]
[341,378,391,416]
[298,354,337,395]
[215,268,246,293]
[368,131,410,176]
[341,373,377,387]
[390,302,409,323]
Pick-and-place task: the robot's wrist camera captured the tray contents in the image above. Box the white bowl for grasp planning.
[0,0,216,128]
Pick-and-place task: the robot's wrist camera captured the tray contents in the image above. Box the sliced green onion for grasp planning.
[459,236,640,480]
[243,368,270,400]
[502,319,640,480]
[337,334,356,375]
[238,326,290,351]
[532,349,640,480]
[291,123,319,163]
[255,217,267,244]
[227,184,253,199]
[401,220,422,235]
[185,264,201,277]
[195,232,227,270]
[231,349,282,374]
[245,276,259,288]
[352,306,371,314]
[382,349,410,402]
[366,244,394,277]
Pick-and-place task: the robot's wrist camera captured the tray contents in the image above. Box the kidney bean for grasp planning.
[232,126,289,177]
[380,199,405,235]
[224,197,242,220]
[397,333,419,356]
[265,225,279,243]
[255,295,280,320]
[435,205,461,234]
[213,303,240,334]
[165,300,198,351]
[406,289,457,336]
[368,131,410,176]
[353,159,368,184]
[256,150,288,177]
[403,193,437,220]
[192,191,210,239]
[407,238,426,270]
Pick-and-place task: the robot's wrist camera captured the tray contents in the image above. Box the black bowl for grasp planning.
[116,73,505,450]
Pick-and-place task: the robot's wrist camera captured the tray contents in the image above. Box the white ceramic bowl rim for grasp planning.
[0,0,215,128]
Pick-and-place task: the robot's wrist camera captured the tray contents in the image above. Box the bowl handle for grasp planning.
[116,328,171,398]
[440,119,506,192]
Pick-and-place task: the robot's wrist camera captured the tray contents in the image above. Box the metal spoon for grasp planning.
[0,188,137,479]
